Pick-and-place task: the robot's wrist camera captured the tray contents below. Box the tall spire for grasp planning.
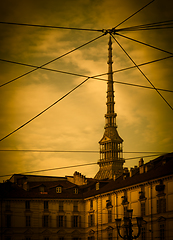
[95,36,125,180]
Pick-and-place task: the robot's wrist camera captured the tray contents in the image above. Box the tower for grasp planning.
[95,36,125,180]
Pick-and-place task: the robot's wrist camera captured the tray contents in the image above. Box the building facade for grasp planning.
[1,153,173,240]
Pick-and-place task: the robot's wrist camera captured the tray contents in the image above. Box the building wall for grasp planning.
[1,176,173,240]
[84,176,173,240]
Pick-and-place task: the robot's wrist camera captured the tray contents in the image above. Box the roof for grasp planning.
[1,153,172,200]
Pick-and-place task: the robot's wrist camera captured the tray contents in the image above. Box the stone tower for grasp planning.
[95,36,125,180]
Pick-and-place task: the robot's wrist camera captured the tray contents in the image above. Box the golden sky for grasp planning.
[0,0,173,181]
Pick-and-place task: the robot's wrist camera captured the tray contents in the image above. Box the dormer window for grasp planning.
[96,182,99,190]
[56,187,62,193]
[39,186,45,192]
[74,188,78,194]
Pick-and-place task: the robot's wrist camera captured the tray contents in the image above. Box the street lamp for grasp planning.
[115,209,143,240]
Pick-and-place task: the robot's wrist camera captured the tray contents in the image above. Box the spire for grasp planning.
[94,36,125,180]
[105,36,117,130]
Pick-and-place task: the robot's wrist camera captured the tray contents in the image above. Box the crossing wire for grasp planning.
[0,77,90,142]
[112,0,155,29]
[111,33,173,110]
[115,19,173,32]
[0,153,165,178]
[0,56,173,93]
[0,33,105,88]
[0,21,103,32]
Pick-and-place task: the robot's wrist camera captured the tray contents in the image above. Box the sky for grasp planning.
[0,0,173,182]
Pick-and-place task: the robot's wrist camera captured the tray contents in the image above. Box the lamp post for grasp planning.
[115,209,143,240]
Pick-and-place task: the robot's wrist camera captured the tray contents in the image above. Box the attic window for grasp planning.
[74,188,78,194]
[56,187,62,193]
[96,182,99,191]
[39,186,45,192]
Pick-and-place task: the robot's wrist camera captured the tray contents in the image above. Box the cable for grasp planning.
[111,34,173,110]
[0,77,89,142]
[0,21,103,32]
[115,19,173,33]
[0,149,167,154]
[1,57,173,93]
[115,32,173,56]
[0,33,105,87]
[0,153,164,178]
[112,0,155,29]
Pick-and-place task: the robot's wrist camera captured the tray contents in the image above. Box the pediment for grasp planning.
[157,216,166,222]
[106,225,114,231]
[41,229,51,235]
[88,229,95,235]
[57,229,66,235]
[72,229,82,236]
[99,135,111,143]
[24,228,34,235]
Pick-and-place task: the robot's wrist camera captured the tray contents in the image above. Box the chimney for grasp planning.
[139,158,145,174]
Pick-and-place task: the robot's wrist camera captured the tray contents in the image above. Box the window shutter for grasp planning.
[93,214,95,226]
[163,198,166,212]
[42,215,44,227]
[88,215,90,227]
[64,215,67,228]
[79,216,81,228]
[71,216,74,228]
[57,216,59,228]
[49,215,52,227]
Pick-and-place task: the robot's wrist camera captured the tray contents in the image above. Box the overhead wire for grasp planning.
[0,153,165,178]
[110,33,173,110]
[0,56,173,93]
[0,21,103,32]
[0,149,167,154]
[0,77,90,142]
[115,32,173,56]
[115,19,173,32]
[112,0,155,29]
[0,33,105,88]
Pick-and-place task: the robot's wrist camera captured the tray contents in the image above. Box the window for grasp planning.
[108,232,113,240]
[5,237,11,240]
[157,198,166,213]
[72,215,81,228]
[39,186,45,192]
[74,188,78,194]
[88,237,95,240]
[73,202,78,212]
[59,238,64,240]
[73,216,78,227]
[108,210,112,223]
[44,238,49,240]
[88,214,94,227]
[96,182,99,190]
[25,238,31,240]
[56,186,62,193]
[6,215,11,228]
[59,201,63,212]
[43,215,49,227]
[44,201,48,210]
[160,224,165,240]
[5,201,10,211]
[90,199,93,210]
[26,215,31,227]
[141,202,145,216]
[141,227,146,240]
[57,215,65,228]
[25,201,30,210]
